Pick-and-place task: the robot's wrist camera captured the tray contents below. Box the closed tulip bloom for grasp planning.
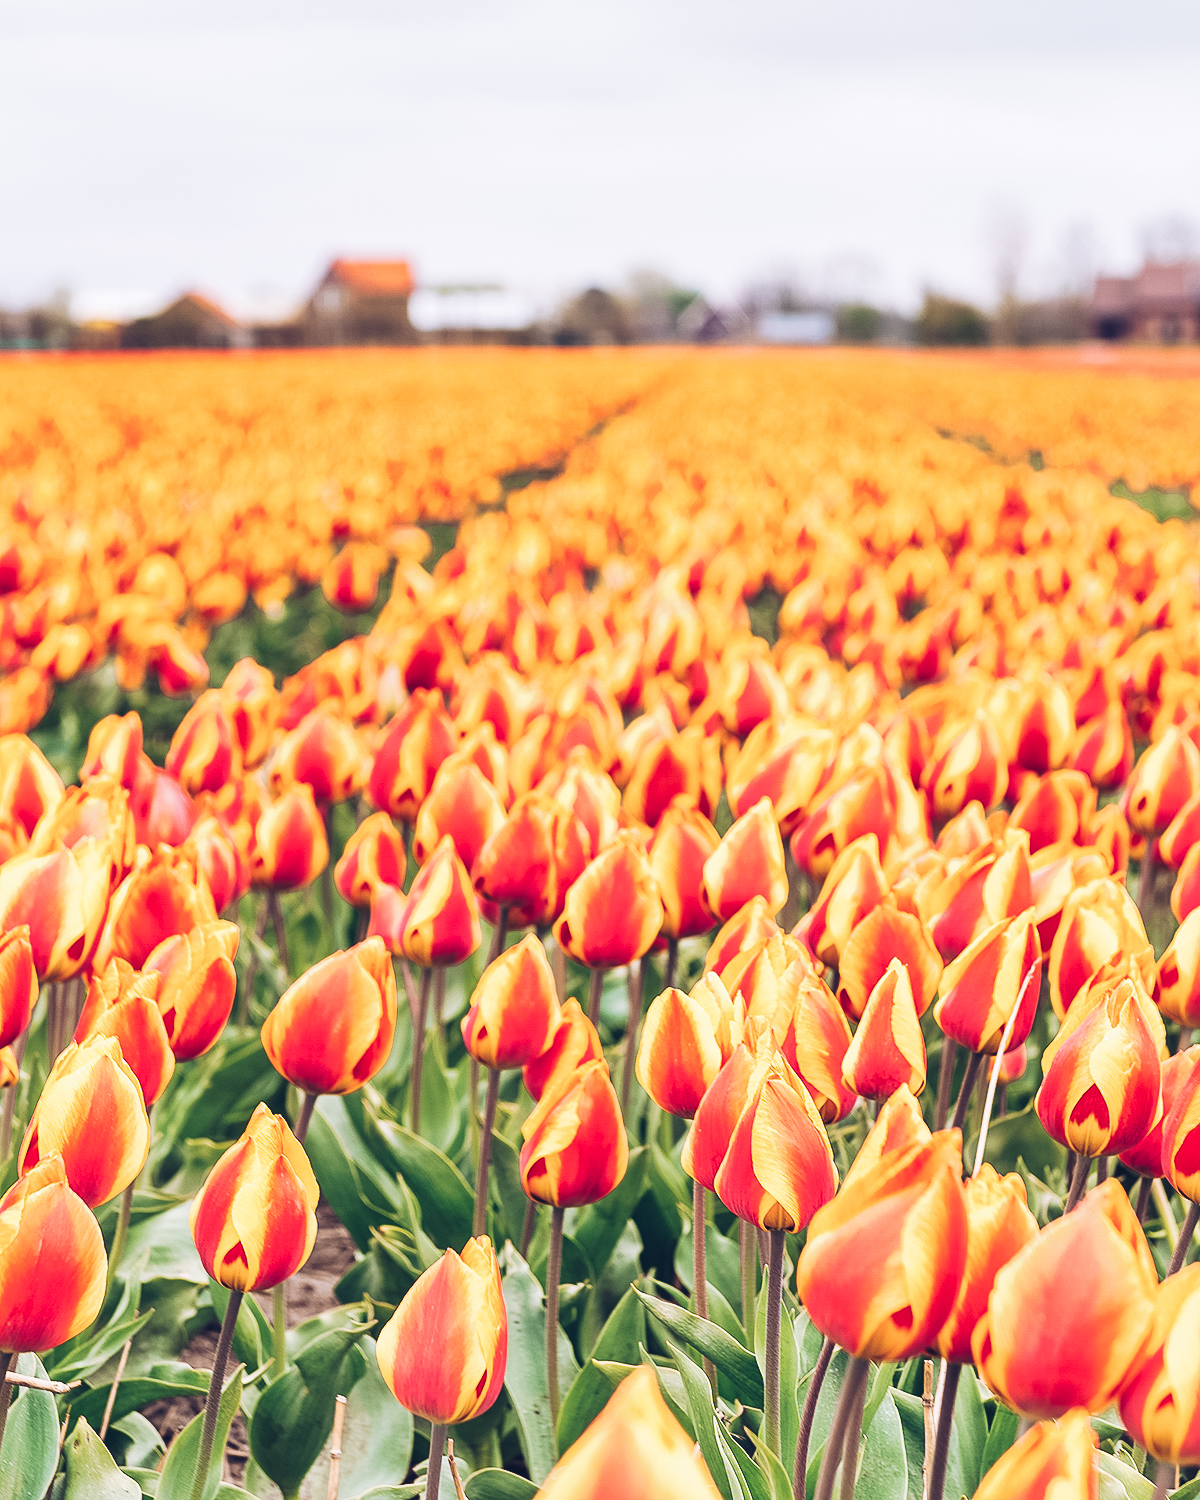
[19,1036,149,1208]
[1048,878,1155,1019]
[1036,973,1162,1157]
[29,774,135,878]
[935,910,1043,1055]
[222,658,279,768]
[636,976,740,1118]
[796,1131,968,1361]
[472,793,557,928]
[522,997,603,1101]
[0,1155,106,1353]
[1161,1050,1200,1201]
[682,1018,777,1191]
[93,847,219,971]
[778,969,857,1123]
[180,809,246,913]
[412,753,506,871]
[701,797,788,922]
[836,900,943,1022]
[1124,725,1200,837]
[972,1410,1098,1500]
[270,709,369,806]
[129,758,197,849]
[368,689,457,822]
[251,782,329,890]
[550,749,621,855]
[334,811,407,907]
[520,1059,628,1207]
[323,540,385,612]
[935,1166,1038,1363]
[922,709,1007,822]
[998,1041,1027,1084]
[1157,910,1200,1028]
[840,1084,930,1190]
[540,1363,721,1500]
[623,726,720,829]
[0,845,114,981]
[166,690,240,795]
[1120,1264,1200,1464]
[704,895,779,975]
[0,732,63,838]
[1071,700,1134,790]
[841,959,927,1100]
[73,958,174,1107]
[1173,842,1200,923]
[261,937,397,1095]
[81,714,143,792]
[714,1051,838,1231]
[1158,789,1200,870]
[790,762,893,880]
[554,833,663,970]
[647,800,721,940]
[725,717,834,834]
[376,1236,507,1425]
[398,835,481,967]
[973,1179,1157,1418]
[0,926,36,1048]
[927,833,1033,961]
[461,934,560,1070]
[190,1103,318,1292]
[1009,770,1094,853]
[795,834,888,967]
[143,920,240,1060]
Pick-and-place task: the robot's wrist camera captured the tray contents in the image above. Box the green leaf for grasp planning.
[501,1252,580,1484]
[151,1363,245,1500]
[975,1102,1067,1180]
[556,1286,645,1453]
[1097,1451,1157,1500]
[121,1470,160,1498]
[307,1095,414,1251]
[117,1200,207,1285]
[668,1342,740,1500]
[980,1402,1020,1478]
[568,1148,647,1278]
[0,1355,62,1500]
[634,1288,764,1407]
[372,1118,475,1252]
[301,1336,414,1498]
[717,1421,774,1500]
[248,1319,371,1492]
[952,1365,988,1496]
[850,1390,907,1500]
[62,1419,141,1498]
[1170,1476,1200,1500]
[489,1132,529,1249]
[70,1368,210,1433]
[209,1281,269,1374]
[463,1473,540,1499]
[745,1430,795,1500]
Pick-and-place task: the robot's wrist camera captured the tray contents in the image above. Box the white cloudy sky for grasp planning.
[3,0,1200,318]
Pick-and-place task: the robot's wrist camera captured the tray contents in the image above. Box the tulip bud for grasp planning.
[794,834,888,967]
[143,920,239,1060]
[396,835,481,967]
[647,801,721,941]
[74,958,174,1107]
[190,1103,318,1292]
[0,732,63,838]
[778,969,857,1123]
[1119,1046,1197,1180]
[1036,973,1162,1158]
[80,714,142,793]
[796,1131,968,1361]
[369,690,456,822]
[840,1084,930,1190]
[1160,1050,1200,1203]
[412,753,506,871]
[682,1018,776,1191]
[1157,910,1200,1028]
[1158,789,1200,871]
[1124,726,1200,837]
[1120,1264,1200,1464]
[1174,841,1200,923]
[935,909,1043,1055]
[1071,700,1133,790]
[836,900,943,1022]
[923,710,1006,821]
[553,833,663,970]
[841,959,927,1101]
[971,1409,1098,1500]
[166,690,240,795]
[0,845,112,981]
[934,1166,1038,1363]
[927,831,1033,961]
[222,658,279,768]
[623,726,720,829]
[376,1236,507,1425]
[0,926,36,1048]
[270,709,369,806]
[180,809,246,913]
[725,717,834,834]
[1048,877,1155,1020]
[520,1060,628,1206]
[523,997,603,1102]
[129,757,197,849]
[973,1179,1157,1417]
[94,846,219,972]
[704,895,779,976]
[1008,675,1074,774]
[261,937,397,1095]
[701,798,788,922]
[1009,770,1094,853]
[790,762,893,880]
[335,811,407,908]
[323,541,385,612]
[251,782,329,890]
[472,794,557,929]
[550,750,621,854]
[461,934,560,1070]
[19,1036,149,1207]
[636,978,741,1118]
[714,1051,837,1231]
[0,1155,106,1352]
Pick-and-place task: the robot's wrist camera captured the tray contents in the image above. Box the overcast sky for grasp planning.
[4,0,1200,318]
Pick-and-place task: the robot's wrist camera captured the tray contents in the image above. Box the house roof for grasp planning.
[325,259,415,297]
[1092,262,1200,315]
[168,292,241,326]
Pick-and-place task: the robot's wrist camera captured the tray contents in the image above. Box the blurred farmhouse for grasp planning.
[1091,260,1200,342]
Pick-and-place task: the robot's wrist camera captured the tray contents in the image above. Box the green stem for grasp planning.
[1064,1153,1090,1213]
[238,899,270,1027]
[294,1091,317,1146]
[426,1423,447,1500]
[0,1351,13,1456]
[268,892,289,978]
[489,906,509,963]
[1136,1175,1155,1224]
[547,1206,564,1444]
[664,936,679,993]
[587,967,604,1027]
[740,1218,757,1355]
[1138,841,1157,915]
[813,1356,869,1500]
[411,968,432,1133]
[188,1290,242,1500]
[764,1228,785,1456]
[474,1068,500,1239]
[273,1282,287,1382]
[1168,1199,1200,1275]
[794,1337,834,1499]
[106,1180,134,1298]
[934,1035,957,1132]
[620,959,643,1114]
[949,1050,982,1134]
[927,1361,961,1500]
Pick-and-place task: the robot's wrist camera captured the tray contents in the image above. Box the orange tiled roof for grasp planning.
[326,259,415,297]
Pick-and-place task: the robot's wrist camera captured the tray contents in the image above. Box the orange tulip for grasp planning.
[539,1363,721,1500]
[0,844,115,981]
[0,926,36,1048]
[839,1084,930,1189]
[790,762,894,880]
[795,1131,968,1361]
[795,834,888,967]
[390,834,480,967]
[553,833,663,970]
[0,732,63,838]
[0,1154,106,1353]
[190,1102,318,1292]
[180,809,246,913]
[1157,910,1200,1028]
[935,1166,1038,1363]
[778,968,857,1123]
[922,710,1006,822]
[1123,725,1200,837]
[971,1409,1098,1500]
[412,752,506,871]
[935,909,1042,1055]
[635,975,741,1118]
[376,1235,507,1425]
[682,1017,776,1191]
[1036,972,1162,1157]
[1009,770,1094,853]
[836,899,943,1022]
[1158,789,1200,870]
[472,793,557,928]
[704,895,779,976]
[251,782,329,890]
[519,1059,628,1206]
[221,658,279,768]
[1048,877,1155,1019]
[143,920,240,1060]
[80,713,144,791]
[522,997,603,1102]
[647,800,721,941]
[1160,1050,1200,1202]
[623,726,720,829]
[323,540,385,612]
[270,709,369,806]
[548,748,621,854]
[461,934,560,1070]
[334,810,407,907]
[1070,700,1133,790]
[841,959,927,1100]
[73,958,174,1106]
[1007,675,1074,774]
[166,690,241,795]
[720,929,812,1033]
[973,1179,1156,1418]
[1120,1264,1200,1464]
[94,846,219,971]
[701,797,787,922]
[368,689,456,822]
[261,937,397,1095]
[129,757,197,849]
[1174,841,1200,923]
[926,832,1032,961]
[725,717,834,834]
[714,1051,837,1231]
[18,1036,149,1207]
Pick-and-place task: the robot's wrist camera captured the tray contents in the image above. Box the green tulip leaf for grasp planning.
[568,1147,647,1278]
[501,1252,580,1484]
[70,1367,211,1433]
[1097,1451,1157,1500]
[634,1287,764,1407]
[155,1364,244,1500]
[301,1336,414,1497]
[979,1401,1020,1479]
[556,1285,646,1453]
[372,1119,475,1251]
[462,1473,540,1499]
[307,1095,414,1251]
[0,1355,63,1500]
[61,1418,141,1498]
[669,1341,741,1500]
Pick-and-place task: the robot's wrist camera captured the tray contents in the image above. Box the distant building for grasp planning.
[556,288,632,345]
[409,285,536,344]
[121,292,247,350]
[676,296,753,344]
[302,259,417,345]
[1092,261,1200,343]
[756,309,836,345]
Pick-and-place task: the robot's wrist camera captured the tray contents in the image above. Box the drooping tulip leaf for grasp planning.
[299,1337,414,1499]
[556,1285,646,1453]
[0,1355,62,1500]
[70,1365,210,1433]
[61,1418,141,1499]
[668,1339,740,1500]
[634,1287,764,1407]
[500,1252,580,1484]
[674,1214,743,1314]
[153,1362,245,1500]
[371,1119,475,1252]
[462,1473,540,1499]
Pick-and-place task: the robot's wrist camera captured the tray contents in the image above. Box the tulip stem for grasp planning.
[620,959,644,1114]
[426,1424,447,1500]
[740,1218,757,1354]
[411,969,432,1133]
[934,1036,957,1131]
[949,1050,983,1135]
[273,1281,287,1380]
[1138,843,1157,915]
[474,1068,500,1238]
[0,1352,13,1456]
[189,1289,243,1500]
[546,1206,564,1443]
[520,1198,537,1258]
[814,1354,869,1500]
[1152,1461,1173,1500]
[794,1336,834,1499]
[764,1228,785,1456]
[294,1091,317,1146]
[1168,1200,1200,1275]
[1064,1153,1090,1212]
[268,892,290,978]
[587,967,604,1027]
[1096,1155,1108,1183]
[489,906,509,964]
[1135,1176,1155,1224]
[927,1360,961,1500]
[664,936,679,993]
[106,1180,135,1298]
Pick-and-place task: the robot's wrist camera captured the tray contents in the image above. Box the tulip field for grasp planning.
[2,347,1200,1500]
